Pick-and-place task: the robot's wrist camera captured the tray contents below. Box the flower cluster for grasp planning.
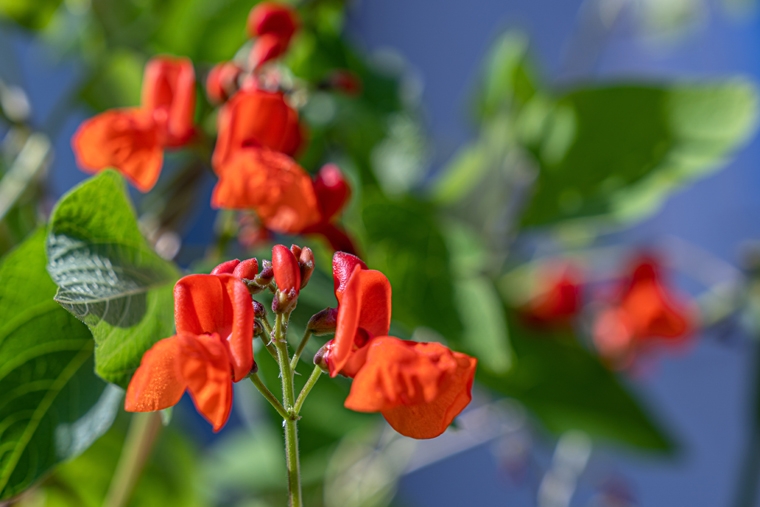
[71,1,357,254]
[125,247,477,439]
[520,255,696,368]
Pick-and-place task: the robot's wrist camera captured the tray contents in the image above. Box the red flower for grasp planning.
[272,244,301,295]
[125,273,254,431]
[322,252,392,378]
[71,56,196,192]
[344,336,477,439]
[247,2,299,68]
[593,256,695,367]
[520,263,581,328]
[211,147,320,234]
[302,164,358,254]
[212,88,303,171]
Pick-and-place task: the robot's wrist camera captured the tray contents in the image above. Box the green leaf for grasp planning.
[362,196,463,338]
[479,313,674,452]
[0,0,62,30]
[521,81,759,227]
[0,229,120,501]
[46,170,180,388]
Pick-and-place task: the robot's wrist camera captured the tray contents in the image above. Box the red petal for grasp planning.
[247,2,299,40]
[174,274,254,381]
[249,34,289,69]
[142,56,196,147]
[206,62,243,104]
[125,335,186,412]
[71,109,163,192]
[177,333,234,432]
[332,252,366,303]
[344,337,477,439]
[211,259,240,275]
[330,267,392,377]
[233,258,259,280]
[313,164,350,222]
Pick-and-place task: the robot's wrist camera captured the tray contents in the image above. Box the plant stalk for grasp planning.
[102,411,162,507]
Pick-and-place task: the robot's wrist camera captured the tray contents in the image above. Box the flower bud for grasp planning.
[273,244,301,294]
[290,244,302,259]
[307,307,338,335]
[256,260,275,286]
[211,259,240,275]
[247,2,299,41]
[324,70,362,97]
[253,299,266,318]
[313,341,334,373]
[253,319,264,336]
[233,258,259,280]
[298,247,315,289]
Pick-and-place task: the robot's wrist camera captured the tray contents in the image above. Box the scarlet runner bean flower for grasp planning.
[302,164,358,254]
[72,56,196,192]
[247,2,299,69]
[593,256,696,367]
[520,263,582,328]
[125,273,254,431]
[315,252,477,439]
[212,87,304,171]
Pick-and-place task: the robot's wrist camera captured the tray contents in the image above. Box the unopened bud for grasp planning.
[211,259,240,275]
[272,287,298,314]
[313,341,334,373]
[298,247,315,289]
[307,307,338,335]
[253,300,266,318]
[290,244,302,259]
[233,258,259,280]
[256,263,274,286]
[253,320,264,336]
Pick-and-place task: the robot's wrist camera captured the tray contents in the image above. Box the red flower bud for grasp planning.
[308,307,339,335]
[298,246,315,289]
[233,258,259,280]
[247,2,299,42]
[211,259,240,275]
[272,244,301,294]
[206,62,243,104]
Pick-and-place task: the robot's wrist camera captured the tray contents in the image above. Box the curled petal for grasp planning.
[177,333,234,432]
[125,335,186,413]
[273,244,301,294]
[211,259,241,275]
[142,56,196,147]
[331,252,366,303]
[330,267,392,377]
[174,274,254,381]
[345,337,477,439]
[71,109,163,192]
[212,89,303,171]
[211,148,320,234]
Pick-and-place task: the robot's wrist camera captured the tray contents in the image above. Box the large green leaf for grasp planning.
[46,170,179,388]
[521,81,758,227]
[480,313,674,452]
[0,0,62,30]
[0,229,121,501]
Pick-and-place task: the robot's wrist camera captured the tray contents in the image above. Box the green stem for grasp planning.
[290,330,313,370]
[103,412,162,507]
[274,313,302,507]
[294,366,322,414]
[249,372,289,420]
[732,340,760,507]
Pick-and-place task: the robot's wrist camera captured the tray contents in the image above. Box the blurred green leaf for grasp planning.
[362,196,463,338]
[17,419,207,507]
[521,81,759,227]
[479,313,675,452]
[80,49,145,111]
[0,229,120,501]
[0,0,62,30]
[46,170,180,388]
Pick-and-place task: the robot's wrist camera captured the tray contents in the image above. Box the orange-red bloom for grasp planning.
[593,256,695,367]
[247,2,299,68]
[322,252,392,378]
[344,337,477,439]
[211,147,320,234]
[72,56,196,192]
[520,264,582,328]
[125,273,254,431]
[212,88,303,171]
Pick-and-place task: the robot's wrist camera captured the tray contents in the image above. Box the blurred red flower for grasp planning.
[520,263,582,328]
[71,56,196,192]
[247,2,299,68]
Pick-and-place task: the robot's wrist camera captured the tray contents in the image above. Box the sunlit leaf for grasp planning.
[0,229,120,501]
[47,170,180,388]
